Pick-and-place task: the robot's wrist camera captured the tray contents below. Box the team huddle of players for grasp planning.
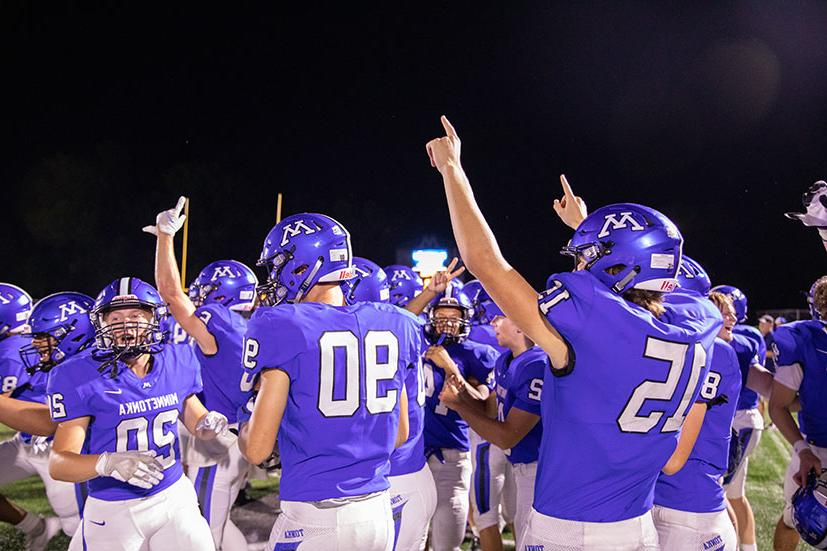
[0,117,826,551]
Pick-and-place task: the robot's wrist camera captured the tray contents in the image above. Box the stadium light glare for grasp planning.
[411,248,448,278]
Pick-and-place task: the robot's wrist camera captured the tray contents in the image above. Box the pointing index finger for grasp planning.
[560,174,575,200]
[441,115,458,138]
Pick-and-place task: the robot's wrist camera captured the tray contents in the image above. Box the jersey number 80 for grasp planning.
[243,330,402,419]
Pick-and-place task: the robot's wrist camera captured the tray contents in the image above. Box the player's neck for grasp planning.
[508,341,530,357]
[125,353,152,378]
[302,283,345,306]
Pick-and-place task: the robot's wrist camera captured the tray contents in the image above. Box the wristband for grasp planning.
[819,228,827,241]
[794,440,810,456]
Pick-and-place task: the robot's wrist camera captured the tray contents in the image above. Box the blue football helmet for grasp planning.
[0,283,33,337]
[257,213,356,306]
[792,472,827,549]
[459,279,499,324]
[711,284,748,323]
[676,255,712,296]
[342,257,390,305]
[384,264,424,307]
[19,292,95,373]
[561,204,682,294]
[91,277,168,359]
[423,286,473,345]
[189,259,258,311]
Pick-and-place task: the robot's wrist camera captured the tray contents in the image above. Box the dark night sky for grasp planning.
[3,3,827,317]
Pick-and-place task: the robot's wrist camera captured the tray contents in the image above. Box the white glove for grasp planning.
[95,450,165,489]
[142,196,187,237]
[786,181,827,228]
[195,411,229,439]
[30,436,50,456]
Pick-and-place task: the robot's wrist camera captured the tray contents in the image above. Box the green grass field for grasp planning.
[0,424,812,550]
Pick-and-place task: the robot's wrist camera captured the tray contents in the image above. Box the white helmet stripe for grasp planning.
[119,277,131,296]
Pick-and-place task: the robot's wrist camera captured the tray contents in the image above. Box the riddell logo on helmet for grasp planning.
[660,281,677,292]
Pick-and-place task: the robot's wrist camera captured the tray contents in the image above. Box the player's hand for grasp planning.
[30,436,50,455]
[426,116,461,174]
[195,411,229,441]
[95,450,165,489]
[142,196,187,237]
[552,174,588,230]
[425,346,458,374]
[439,373,465,408]
[795,447,824,487]
[426,257,466,294]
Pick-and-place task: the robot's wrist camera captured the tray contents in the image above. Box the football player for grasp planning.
[47,277,226,550]
[426,116,720,550]
[440,298,544,544]
[712,283,770,551]
[651,260,741,549]
[769,275,827,551]
[238,213,422,550]
[0,282,66,549]
[421,290,498,551]
[3,292,98,548]
[145,197,256,551]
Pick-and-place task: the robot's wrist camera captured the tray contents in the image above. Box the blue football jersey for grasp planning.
[654,338,741,513]
[729,333,761,411]
[244,302,422,501]
[773,320,827,447]
[494,346,545,465]
[46,345,202,501]
[423,340,498,452]
[193,304,252,423]
[0,334,28,393]
[469,324,505,354]
[535,271,721,522]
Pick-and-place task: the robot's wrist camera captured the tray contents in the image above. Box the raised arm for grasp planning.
[426,116,568,368]
[143,197,217,354]
[404,258,465,316]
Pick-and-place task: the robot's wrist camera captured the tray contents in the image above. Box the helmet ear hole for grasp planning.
[293,264,309,276]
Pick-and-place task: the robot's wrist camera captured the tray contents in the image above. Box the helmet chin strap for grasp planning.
[294,258,324,303]
[611,266,640,294]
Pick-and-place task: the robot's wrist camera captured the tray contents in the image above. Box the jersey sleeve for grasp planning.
[0,353,27,392]
[772,325,802,368]
[510,354,546,416]
[465,343,498,389]
[244,306,307,380]
[537,271,595,343]
[45,360,91,422]
[236,392,256,427]
[194,304,233,358]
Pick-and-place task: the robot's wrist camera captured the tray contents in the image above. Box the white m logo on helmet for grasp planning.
[212,266,237,280]
[280,220,317,246]
[597,212,645,238]
[392,270,411,281]
[58,301,87,322]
